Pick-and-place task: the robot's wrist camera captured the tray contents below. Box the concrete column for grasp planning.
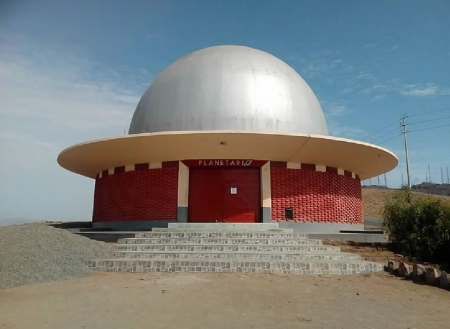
[261,162,272,223]
[177,162,189,222]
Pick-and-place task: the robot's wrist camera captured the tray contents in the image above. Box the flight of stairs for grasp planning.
[87,223,384,275]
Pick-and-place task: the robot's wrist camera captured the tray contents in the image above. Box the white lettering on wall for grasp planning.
[196,160,254,167]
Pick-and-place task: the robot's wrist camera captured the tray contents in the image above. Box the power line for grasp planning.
[377,133,402,145]
[408,114,450,125]
[364,118,401,140]
[401,115,411,188]
[409,123,450,133]
[407,107,450,118]
[368,125,402,143]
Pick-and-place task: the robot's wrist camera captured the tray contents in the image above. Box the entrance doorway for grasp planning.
[188,168,260,223]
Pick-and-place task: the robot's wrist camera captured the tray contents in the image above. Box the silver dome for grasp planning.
[129,45,329,135]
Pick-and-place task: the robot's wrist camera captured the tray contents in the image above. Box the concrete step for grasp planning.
[153,228,294,233]
[112,251,363,261]
[117,238,321,245]
[114,244,340,252]
[167,223,280,230]
[136,232,307,239]
[87,258,383,275]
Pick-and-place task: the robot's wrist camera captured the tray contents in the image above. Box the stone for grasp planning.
[413,264,426,283]
[387,261,399,273]
[438,271,450,290]
[425,267,440,286]
[398,262,411,278]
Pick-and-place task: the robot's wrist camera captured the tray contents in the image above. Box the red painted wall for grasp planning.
[93,164,178,222]
[270,162,363,224]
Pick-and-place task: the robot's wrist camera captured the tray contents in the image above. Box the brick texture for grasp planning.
[270,162,363,224]
[93,166,178,222]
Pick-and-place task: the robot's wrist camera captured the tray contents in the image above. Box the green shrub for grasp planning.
[383,188,450,265]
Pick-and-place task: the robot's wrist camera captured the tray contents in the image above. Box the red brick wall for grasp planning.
[93,163,178,222]
[270,162,363,224]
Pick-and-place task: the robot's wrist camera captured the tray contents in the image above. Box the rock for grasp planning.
[387,261,399,273]
[413,264,426,283]
[425,267,440,286]
[398,262,412,278]
[438,271,450,290]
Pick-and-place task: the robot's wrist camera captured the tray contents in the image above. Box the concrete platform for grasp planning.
[169,223,280,229]
[308,233,388,243]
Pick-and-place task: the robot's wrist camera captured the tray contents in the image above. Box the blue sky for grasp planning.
[1,0,450,223]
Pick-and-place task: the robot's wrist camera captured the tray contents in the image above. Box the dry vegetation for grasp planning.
[362,188,450,218]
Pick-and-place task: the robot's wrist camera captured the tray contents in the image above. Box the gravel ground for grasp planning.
[0,224,113,289]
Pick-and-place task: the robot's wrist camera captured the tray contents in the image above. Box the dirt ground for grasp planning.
[1,272,449,329]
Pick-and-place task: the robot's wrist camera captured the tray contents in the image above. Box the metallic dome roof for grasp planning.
[129,45,328,135]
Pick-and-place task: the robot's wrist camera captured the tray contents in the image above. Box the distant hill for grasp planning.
[0,218,39,227]
[412,182,450,197]
[362,187,450,218]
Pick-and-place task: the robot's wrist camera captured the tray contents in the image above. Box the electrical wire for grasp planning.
[377,133,402,145]
[407,107,450,118]
[363,118,401,140]
[408,123,450,133]
[368,125,401,143]
[408,114,450,125]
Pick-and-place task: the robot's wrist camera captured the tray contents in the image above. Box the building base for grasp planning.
[93,221,174,231]
[278,222,364,233]
[93,220,364,233]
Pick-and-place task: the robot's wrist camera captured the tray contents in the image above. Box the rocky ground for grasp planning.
[323,240,403,263]
[0,224,114,289]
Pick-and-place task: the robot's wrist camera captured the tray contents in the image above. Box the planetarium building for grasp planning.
[58,45,397,232]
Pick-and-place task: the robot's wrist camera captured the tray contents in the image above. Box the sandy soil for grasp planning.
[1,272,449,329]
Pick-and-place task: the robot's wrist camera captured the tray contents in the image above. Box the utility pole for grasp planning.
[426,171,428,183]
[384,173,387,187]
[428,164,431,183]
[401,115,411,188]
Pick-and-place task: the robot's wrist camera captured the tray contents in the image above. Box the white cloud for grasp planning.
[371,94,386,101]
[0,35,152,135]
[400,84,439,97]
[0,34,153,222]
[341,87,353,93]
[327,123,364,138]
[320,100,364,138]
[321,100,348,117]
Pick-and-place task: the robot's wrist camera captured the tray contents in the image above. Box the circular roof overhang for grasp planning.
[57,131,398,180]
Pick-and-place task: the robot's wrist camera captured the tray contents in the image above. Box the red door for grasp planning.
[188,168,260,223]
